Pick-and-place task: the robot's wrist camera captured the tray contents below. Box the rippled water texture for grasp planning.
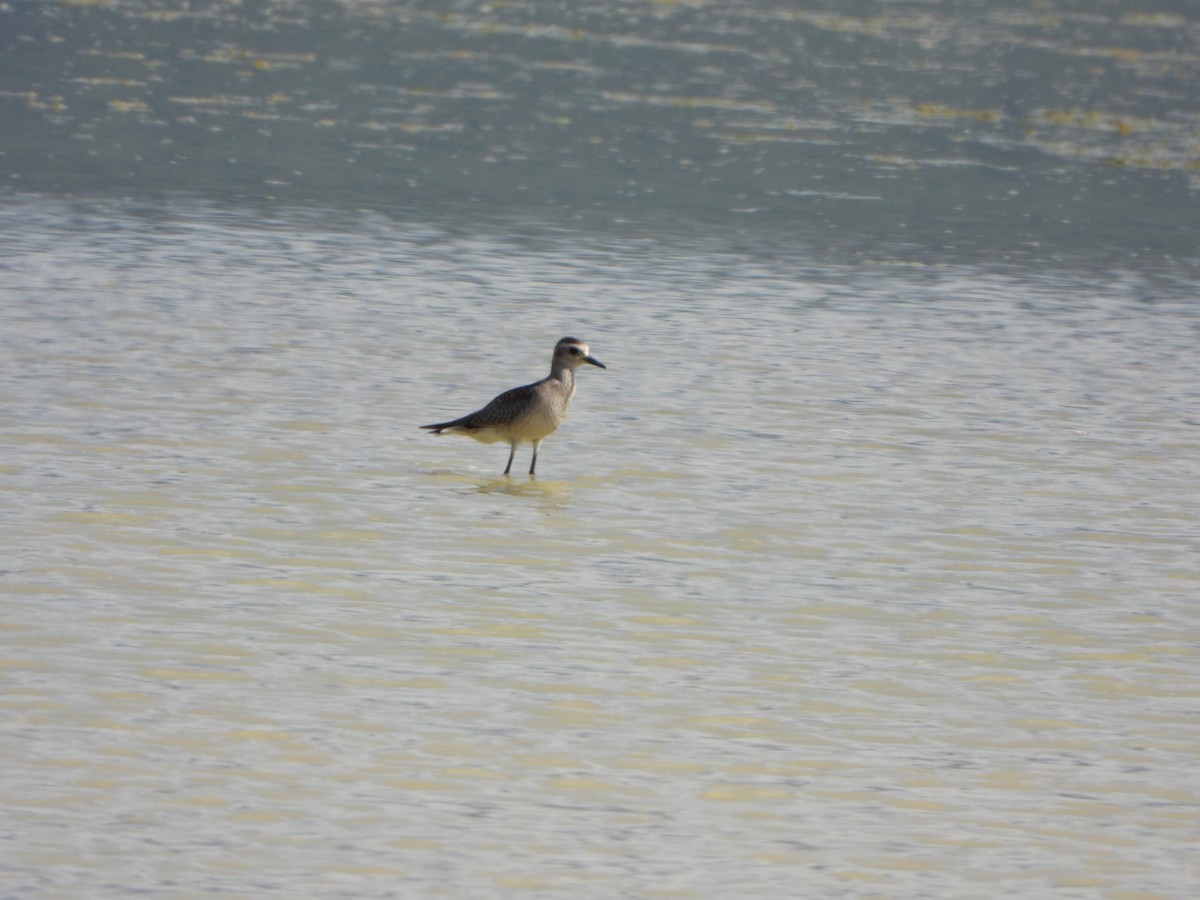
[2,0,1200,897]
[3,201,1199,898]
[2,0,1198,268]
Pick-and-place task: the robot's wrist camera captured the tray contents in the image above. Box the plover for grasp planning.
[421,337,606,476]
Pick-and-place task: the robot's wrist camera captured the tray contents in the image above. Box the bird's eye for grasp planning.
[569,346,580,354]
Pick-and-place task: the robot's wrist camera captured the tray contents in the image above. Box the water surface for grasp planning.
[2,0,1199,897]
[3,200,1198,898]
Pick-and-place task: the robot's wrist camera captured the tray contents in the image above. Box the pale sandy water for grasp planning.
[2,200,1198,898]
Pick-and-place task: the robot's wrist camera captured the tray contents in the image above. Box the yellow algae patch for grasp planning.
[530,704,612,728]
[55,510,149,525]
[438,767,512,781]
[39,757,92,769]
[979,769,1039,791]
[231,809,304,823]
[496,686,609,700]
[390,838,442,851]
[812,789,880,803]
[280,752,338,766]
[514,755,586,770]
[379,779,458,791]
[1055,799,1132,817]
[157,546,261,560]
[1079,47,1143,62]
[169,795,230,808]
[700,785,790,802]
[727,761,837,778]
[914,103,1001,122]
[636,656,704,668]
[625,614,701,627]
[1038,109,1154,134]
[314,528,388,542]
[546,776,627,793]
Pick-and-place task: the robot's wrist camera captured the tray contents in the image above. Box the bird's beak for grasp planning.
[585,355,606,369]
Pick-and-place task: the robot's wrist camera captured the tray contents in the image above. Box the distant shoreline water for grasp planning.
[2,0,1197,275]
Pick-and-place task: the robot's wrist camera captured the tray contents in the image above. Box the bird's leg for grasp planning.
[529,440,541,476]
[504,443,516,476]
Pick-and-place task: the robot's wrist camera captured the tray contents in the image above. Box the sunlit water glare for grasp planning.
[2,200,1197,898]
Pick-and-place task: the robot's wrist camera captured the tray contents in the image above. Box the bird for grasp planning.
[420,337,606,476]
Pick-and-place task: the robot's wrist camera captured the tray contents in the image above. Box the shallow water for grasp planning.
[4,0,1199,270]
[2,200,1198,898]
[3,0,1200,896]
